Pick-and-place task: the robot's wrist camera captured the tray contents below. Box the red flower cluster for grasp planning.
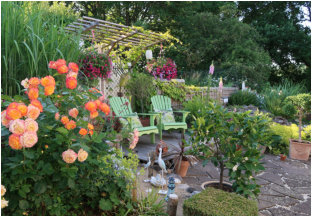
[146,58,177,80]
[78,52,112,80]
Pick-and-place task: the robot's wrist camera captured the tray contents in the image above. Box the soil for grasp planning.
[203,182,233,192]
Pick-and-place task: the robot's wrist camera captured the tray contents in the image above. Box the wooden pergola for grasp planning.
[65,16,166,55]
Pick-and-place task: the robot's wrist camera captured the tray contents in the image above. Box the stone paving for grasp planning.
[136,133,311,216]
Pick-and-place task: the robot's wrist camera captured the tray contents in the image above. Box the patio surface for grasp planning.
[135,133,311,216]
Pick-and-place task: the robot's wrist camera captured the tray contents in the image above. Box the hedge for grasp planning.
[183,187,258,216]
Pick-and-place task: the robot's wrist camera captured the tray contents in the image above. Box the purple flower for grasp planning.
[209,62,214,75]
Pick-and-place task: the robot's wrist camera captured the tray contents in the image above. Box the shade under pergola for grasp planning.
[65,16,165,54]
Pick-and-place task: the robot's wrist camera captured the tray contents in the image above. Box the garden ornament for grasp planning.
[158,148,167,190]
[165,177,175,202]
[143,156,151,183]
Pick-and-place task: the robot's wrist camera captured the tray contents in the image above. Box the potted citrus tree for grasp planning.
[285,93,311,160]
[190,102,272,197]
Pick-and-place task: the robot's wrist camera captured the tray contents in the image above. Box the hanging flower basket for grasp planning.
[78,50,112,81]
[146,57,177,80]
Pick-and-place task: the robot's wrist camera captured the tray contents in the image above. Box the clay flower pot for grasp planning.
[280,154,287,161]
[289,139,311,161]
[175,159,190,178]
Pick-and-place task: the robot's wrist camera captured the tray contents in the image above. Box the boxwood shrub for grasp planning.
[183,187,258,216]
[228,90,261,107]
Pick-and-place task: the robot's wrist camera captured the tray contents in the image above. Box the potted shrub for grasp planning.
[172,134,198,177]
[285,93,311,160]
[190,102,272,197]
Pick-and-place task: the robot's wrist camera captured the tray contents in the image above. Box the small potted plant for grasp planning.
[190,102,271,197]
[280,153,287,161]
[172,134,198,177]
[285,93,311,161]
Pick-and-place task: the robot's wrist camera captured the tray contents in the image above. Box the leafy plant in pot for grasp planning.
[172,134,198,178]
[285,93,311,160]
[189,102,272,197]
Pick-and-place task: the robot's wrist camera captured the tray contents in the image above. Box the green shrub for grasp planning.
[183,187,258,216]
[228,90,261,106]
[261,80,305,119]
[182,96,211,124]
[154,79,188,102]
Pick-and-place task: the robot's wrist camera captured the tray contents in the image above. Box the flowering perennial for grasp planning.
[146,57,177,80]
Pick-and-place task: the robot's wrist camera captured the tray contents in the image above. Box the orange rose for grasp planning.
[90,111,99,119]
[9,134,22,150]
[99,103,110,115]
[1,110,11,128]
[44,85,55,96]
[27,104,40,120]
[95,100,101,108]
[56,59,66,67]
[68,108,79,119]
[79,128,88,136]
[48,61,57,69]
[17,103,28,116]
[68,62,79,72]
[7,102,19,109]
[89,130,94,136]
[41,75,55,87]
[27,88,39,100]
[28,77,41,88]
[66,71,78,79]
[65,120,76,130]
[57,64,68,74]
[85,101,97,112]
[31,99,43,112]
[65,77,77,89]
[88,123,94,130]
[6,108,22,120]
[61,116,69,125]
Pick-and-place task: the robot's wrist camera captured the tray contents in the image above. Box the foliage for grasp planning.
[238,1,311,90]
[146,57,177,80]
[135,189,167,216]
[1,1,81,96]
[183,96,211,124]
[1,60,139,215]
[285,93,311,141]
[125,73,156,113]
[155,80,188,102]
[78,48,112,82]
[190,102,272,197]
[261,80,305,119]
[183,187,258,216]
[228,90,261,107]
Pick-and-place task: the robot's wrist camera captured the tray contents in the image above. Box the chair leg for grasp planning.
[151,133,155,144]
[159,129,162,141]
[182,129,185,137]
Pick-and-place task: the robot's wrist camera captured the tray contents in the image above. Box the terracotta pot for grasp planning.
[289,139,311,161]
[139,117,150,127]
[175,160,190,178]
[280,154,287,161]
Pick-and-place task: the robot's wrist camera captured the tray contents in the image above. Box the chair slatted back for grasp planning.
[110,97,133,116]
[151,95,172,111]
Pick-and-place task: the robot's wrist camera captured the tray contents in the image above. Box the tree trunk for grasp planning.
[299,109,303,142]
[219,162,224,190]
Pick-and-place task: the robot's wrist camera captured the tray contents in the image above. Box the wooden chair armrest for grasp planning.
[173,110,190,122]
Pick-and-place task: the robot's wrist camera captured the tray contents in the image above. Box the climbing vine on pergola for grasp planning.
[65,16,177,67]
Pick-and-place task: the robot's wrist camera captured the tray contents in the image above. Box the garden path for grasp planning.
[135,132,311,216]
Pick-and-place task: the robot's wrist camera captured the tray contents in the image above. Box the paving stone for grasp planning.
[290,198,311,215]
[257,199,276,210]
[257,172,284,186]
[182,176,200,186]
[259,210,272,216]
[258,195,298,207]
[267,206,299,216]
[283,177,310,188]
[270,184,304,200]
[292,187,311,195]
[260,185,284,196]
[256,178,270,186]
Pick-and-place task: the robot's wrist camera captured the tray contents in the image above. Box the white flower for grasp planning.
[1,185,6,196]
[249,176,253,179]
[244,157,248,161]
[21,78,29,89]
[1,199,8,209]
[232,164,239,171]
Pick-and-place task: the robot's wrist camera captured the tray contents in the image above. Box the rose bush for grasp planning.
[1,59,139,215]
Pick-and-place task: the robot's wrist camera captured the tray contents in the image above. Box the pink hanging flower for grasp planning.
[219,77,223,91]
[209,61,214,75]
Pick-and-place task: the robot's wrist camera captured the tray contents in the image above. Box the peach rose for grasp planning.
[41,75,55,87]
[1,185,6,196]
[85,101,97,112]
[27,88,39,100]
[65,120,76,130]
[65,77,77,89]
[20,131,38,148]
[48,61,57,69]
[27,104,40,120]
[79,128,88,136]
[66,71,78,79]
[61,116,69,125]
[28,77,41,88]
[31,99,43,112]
[55,112,60,120]
[9,119,25,135]
[78,148,88,162]
[21,78,29,89]
[62,149,77,164]
[99,103,110,115]
[87,123,94,130]
[44,85,55,96]
[25,118,38,132]
[9,134,22,150]
[68,62,79,72]
[68,108,79,119]
[6,108,22,120]
[90,111,98,119]
[57,64,68,74]
[1,111,11,128]
[56,59,66,67]
[17,103,28,116]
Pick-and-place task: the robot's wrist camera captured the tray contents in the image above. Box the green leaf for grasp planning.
[19,200,29,210]
[67,178,75,189]
[1,126,10,137]
[61,166,78,178]
[34,182,47,194]
[24,150,35,159]
[56,127,68,135]
[42,163,54,175]
[99,199,113,211]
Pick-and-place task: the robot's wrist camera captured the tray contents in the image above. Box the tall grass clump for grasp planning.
[1,2,81,96]
[261,80,306,119]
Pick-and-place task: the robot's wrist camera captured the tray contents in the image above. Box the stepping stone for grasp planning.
[267,206,298,216]
[258,195,298,207]
[283,177,310,188]
[270,184,304,200]
[290,198,311,216]
[257,172,284,186]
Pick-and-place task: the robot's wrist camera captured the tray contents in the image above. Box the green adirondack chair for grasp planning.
[151,95,190,140]
[110,97,159,144]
